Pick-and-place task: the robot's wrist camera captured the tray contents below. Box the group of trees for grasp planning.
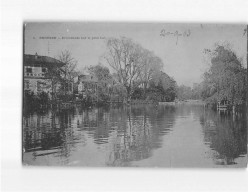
[177,85,195,100]
[85,64,177,104]
[176,44,247,109]
[27,37,247,108]
[201,44,247,107]
[30,37,177,105]
[103,37,177,103]
[83,38,247,109]
[45,50,79,101]
[145,71,177,102]
[86,64,113,102]
[177,84,203,101]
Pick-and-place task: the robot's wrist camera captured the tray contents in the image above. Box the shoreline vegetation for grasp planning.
[24,38,247,115]
[23,97,246,115]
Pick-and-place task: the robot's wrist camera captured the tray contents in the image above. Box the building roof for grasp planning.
[24,54,65,67]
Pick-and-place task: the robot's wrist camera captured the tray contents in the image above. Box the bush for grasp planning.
[37,91,49,105]
[23,90,49,111]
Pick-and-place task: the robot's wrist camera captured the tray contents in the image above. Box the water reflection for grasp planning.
[22,104,247,167]
[106,105,176,166]
[23,109,82,165]
[74,105,176,166]
[200,110,247,165]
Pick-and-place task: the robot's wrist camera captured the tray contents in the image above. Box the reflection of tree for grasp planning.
[200,110,247,165]
[106,105,176,166]
[77,107,110,144]
[23,108,80,163]
[74,104,177,166]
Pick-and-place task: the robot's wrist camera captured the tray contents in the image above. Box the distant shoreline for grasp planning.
[159,100,205,106]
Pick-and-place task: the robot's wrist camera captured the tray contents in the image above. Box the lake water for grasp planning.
[22,104,247,167]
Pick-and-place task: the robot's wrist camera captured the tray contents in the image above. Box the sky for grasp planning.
[24,23,247,87]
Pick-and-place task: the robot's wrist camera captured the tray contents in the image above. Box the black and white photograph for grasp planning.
[2,0,248,192]
[22,22,247,168]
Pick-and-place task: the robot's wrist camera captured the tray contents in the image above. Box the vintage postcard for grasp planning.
[22,22,247,167]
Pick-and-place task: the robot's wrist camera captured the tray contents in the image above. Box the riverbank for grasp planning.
[177,99,205,105]
[159,100,205,106]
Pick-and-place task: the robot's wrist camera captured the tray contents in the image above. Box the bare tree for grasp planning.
[103,37,148,102]
[139,50,163,95]
[43,64,64,102]
[58,50,79,96]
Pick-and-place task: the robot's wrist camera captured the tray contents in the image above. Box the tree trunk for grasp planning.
[144,82,147,98]
[125,86,132,105]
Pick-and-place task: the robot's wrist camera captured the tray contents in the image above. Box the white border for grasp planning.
[1,0,248,192]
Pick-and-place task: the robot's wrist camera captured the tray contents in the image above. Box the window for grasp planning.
[26,67,32,73]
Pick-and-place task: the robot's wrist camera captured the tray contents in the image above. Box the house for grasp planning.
[24,53,65,99]
[77,74,98,98]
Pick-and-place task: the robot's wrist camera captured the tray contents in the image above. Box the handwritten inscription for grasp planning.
[160,29,191,44]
